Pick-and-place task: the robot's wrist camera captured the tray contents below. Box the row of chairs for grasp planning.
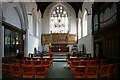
[68,58,120,79]
[68,57,97,61]
[12,59,53,66]
[2,63,48,78]
[72,63,120,79]
[67,58,107,65]
[22,57,52,61]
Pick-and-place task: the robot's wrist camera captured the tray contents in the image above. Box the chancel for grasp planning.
[0,1,120,80]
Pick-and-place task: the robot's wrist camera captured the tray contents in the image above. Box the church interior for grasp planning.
[0,1,120,80]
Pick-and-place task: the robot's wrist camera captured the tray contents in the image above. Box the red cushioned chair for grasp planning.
[107,64,115,79]
[11,64,22,77]
[45,58,53,65]
[42,60,51,70]
[74,66,86,79]
[80,60,89,66]
[12,59,18,63]
[25,60,34,66]
[26,57,32,60]
[67,58,75,64]
[22,65,34,78]
[12,59,20,65]
[34,66,46,78]
[85,66,99,79]
[74,58,81,61]
[3,64,12,76]
[99,64,109,79]
[83,57,88,60]
[18,60,25,66]
[34,60,43,66]
[2,63,6,75]
[40,58,45,61]
[114,63,120,79]
[70,61,80,72]
[87,60,98,66]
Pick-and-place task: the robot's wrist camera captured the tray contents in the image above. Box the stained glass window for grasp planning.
[50,5,69,34]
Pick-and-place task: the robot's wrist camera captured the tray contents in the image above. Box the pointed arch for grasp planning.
[83,9,88,37]
[78,17,82,39]
[49,3,69,34]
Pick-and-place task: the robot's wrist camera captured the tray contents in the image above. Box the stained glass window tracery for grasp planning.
[50,5,69,34]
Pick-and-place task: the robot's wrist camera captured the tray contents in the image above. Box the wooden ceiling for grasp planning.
[36,2,83,18]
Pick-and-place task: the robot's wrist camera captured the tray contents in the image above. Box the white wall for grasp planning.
[68,44,73,53]
[38,10,42,52]
[44,44,49,52]
[25,2,37,37]
[78,2,93,56]
[0,1,2,79]
[2,2,25,29]
[25,2,42,55]
[28,35,39,53]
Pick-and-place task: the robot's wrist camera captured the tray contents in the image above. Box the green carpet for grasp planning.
[46,62,73,79]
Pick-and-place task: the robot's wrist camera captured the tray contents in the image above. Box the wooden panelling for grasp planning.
[92,2,120,59]
[42,34,51,44]
[51,34,68,44]
[42,34,77,44]
[68,34,77,44]
[51,44,69,52]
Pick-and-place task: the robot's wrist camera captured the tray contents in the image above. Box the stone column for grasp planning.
[0,26,4,57]
[0,1,3,79]
[24,30,29,57]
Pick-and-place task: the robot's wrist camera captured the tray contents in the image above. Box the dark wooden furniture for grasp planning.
[92,2,120,61]
[51,44,69,52]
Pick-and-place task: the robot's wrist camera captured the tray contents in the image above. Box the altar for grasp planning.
[42,34,77,52]
[51,44,69,52]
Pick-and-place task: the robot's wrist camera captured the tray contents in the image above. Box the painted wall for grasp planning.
[78,2,93,56]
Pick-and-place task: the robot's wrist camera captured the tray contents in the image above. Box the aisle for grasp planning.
[46,62,73,79]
